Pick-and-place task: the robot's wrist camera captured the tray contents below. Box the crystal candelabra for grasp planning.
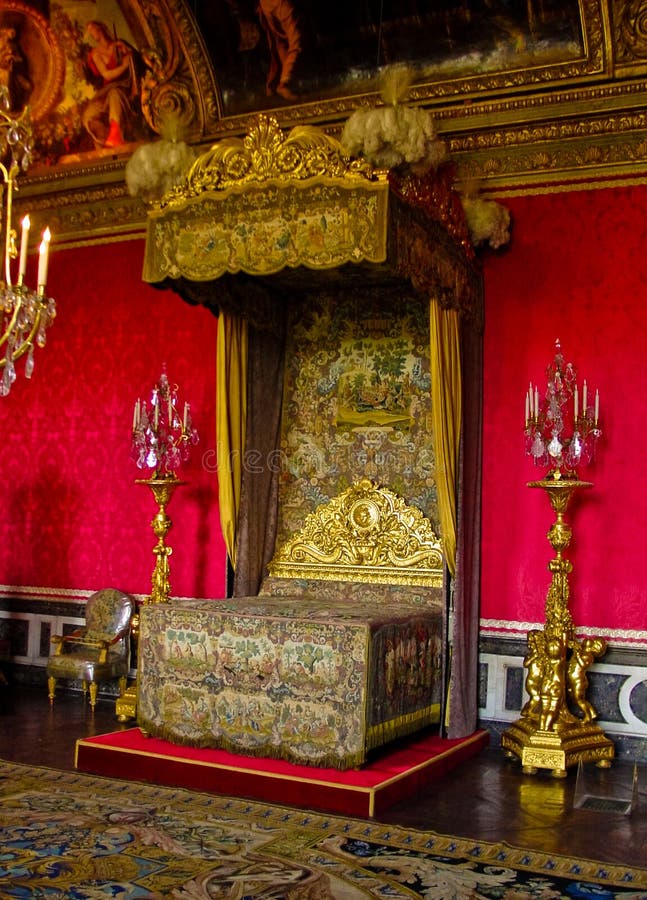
[131,366,199,603]
[502,340,613,776]
[524,339,600,475]
[0,87,55,396]
[131,366,198,478]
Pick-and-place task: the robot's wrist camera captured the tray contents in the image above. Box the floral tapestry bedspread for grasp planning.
[137,584,444,769]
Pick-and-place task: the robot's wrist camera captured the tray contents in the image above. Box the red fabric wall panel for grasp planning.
[0,238,227,600]
[481,184,647,633]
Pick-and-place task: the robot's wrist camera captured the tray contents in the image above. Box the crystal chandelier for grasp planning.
[524,339,601,475]
[0,88,55,396]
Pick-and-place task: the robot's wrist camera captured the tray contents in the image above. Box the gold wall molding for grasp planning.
[16,184,147,247]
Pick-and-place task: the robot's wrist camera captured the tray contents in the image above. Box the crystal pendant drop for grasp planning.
[25,346,34,379]
[548,435,562,459]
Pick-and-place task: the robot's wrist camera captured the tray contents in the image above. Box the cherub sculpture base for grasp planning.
[501,476,614,777]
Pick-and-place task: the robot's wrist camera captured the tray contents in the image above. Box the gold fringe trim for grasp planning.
[137,715,367,770]
[365,703,441,752]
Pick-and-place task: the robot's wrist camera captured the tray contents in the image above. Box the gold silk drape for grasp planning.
[216,313,248,569]
[429,300,462,577]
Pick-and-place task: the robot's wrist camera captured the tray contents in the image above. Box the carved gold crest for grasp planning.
[269,479,443,587]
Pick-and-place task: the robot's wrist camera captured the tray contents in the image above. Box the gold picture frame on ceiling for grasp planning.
[200,0,606,131]
[3,0,219,174]
[13,0,607,172]
[0,2,65,123]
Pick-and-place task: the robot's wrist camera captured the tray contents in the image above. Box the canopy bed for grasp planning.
[138,479,446,768]
[138,114,484,763]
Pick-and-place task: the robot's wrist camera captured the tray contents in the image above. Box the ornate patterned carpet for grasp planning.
[1,760,646,898]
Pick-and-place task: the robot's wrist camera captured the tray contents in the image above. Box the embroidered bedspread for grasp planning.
[137,582,444,769]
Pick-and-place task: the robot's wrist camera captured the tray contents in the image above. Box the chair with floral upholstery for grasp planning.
[47,588,135,709]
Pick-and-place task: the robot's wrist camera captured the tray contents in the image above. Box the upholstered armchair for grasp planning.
[47,588,135,709]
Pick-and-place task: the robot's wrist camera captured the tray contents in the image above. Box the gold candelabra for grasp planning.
[0,89,55,395]
[502,342,613,776]
[116,370,198,722]
[116,476,184,723]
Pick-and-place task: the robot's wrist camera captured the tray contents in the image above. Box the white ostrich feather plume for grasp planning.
[341,65,446,174]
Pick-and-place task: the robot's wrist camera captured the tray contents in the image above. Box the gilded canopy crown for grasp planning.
[156,114,382,210]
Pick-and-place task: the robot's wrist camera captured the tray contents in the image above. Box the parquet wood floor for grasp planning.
[2,684,646,869]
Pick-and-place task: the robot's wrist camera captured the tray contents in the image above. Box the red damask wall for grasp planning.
[1,184,645,638]
[481,184,647,636]
[0,239,226,601]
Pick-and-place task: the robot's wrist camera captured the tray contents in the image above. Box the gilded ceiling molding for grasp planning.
[15,0,647,245]
[449,108,647,187]
[16,184,146,246]
[614,0,647,67]
[128,0,220,139]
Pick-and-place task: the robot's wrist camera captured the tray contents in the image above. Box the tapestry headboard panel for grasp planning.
[267,479,443,588]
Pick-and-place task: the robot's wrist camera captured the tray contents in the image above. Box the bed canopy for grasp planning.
[142,114,483,739]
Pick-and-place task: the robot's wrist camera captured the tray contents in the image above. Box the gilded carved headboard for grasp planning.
[268,479,443,588]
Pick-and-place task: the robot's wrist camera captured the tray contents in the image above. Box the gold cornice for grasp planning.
[15,184,148,247]
[448,107,647,188]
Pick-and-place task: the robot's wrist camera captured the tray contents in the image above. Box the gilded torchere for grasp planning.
[116,368,198,722]
[502,341,613,776]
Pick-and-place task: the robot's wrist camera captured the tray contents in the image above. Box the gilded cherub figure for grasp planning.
[567,636,607,723]
[521,629,546,720]
[538,636,567,732]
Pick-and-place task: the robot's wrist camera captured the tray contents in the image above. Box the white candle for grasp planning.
[595,389,599,425]
[574,385,578,420]
[534,387,539,419]
[132,399,138,431]
[183,402,189,430]
[525,392,529,425]
[154,402,159,429]
[37,227,51,288]
[582,380,587,416]
[168,395,172,425]
[18,215,30,281]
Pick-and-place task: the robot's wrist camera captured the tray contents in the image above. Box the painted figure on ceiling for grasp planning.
[81,19,142,149]
[0,25,31,112]
[257,0,305,101]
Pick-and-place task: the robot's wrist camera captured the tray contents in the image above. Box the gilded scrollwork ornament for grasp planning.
[269,479,443,586]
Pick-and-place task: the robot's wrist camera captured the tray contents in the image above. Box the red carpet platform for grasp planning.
[75,727,488,817]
